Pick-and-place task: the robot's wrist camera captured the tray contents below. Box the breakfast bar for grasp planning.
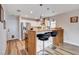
[25,28,64,55]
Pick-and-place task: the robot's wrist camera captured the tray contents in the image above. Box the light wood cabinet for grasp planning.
[53,28,64,46]
[25,31,36,55]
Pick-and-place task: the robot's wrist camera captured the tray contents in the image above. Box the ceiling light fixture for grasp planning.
[39,4,43,21]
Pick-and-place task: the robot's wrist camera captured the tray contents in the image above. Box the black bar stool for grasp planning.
[37,32,50,55]
[37,31,57,55]
[50,31,57,37]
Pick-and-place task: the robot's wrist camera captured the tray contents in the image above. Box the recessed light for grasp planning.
[30,11,32,14]
[47,8,50,10]
[40,4,43,6]
[17,9,21,12]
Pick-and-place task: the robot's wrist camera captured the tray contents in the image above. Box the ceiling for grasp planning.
[2,4,79,19]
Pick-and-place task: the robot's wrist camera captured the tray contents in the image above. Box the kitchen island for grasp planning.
[25,28,64,55]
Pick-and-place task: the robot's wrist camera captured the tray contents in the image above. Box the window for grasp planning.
[48,19,56,28]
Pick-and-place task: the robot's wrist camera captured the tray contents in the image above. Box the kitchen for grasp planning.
[1,4,79,55]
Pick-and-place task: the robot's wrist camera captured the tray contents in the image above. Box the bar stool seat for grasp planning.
[51,31,57,37]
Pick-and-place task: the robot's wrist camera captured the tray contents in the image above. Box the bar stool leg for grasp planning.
[42,40,48,55]
[43,41,44,55]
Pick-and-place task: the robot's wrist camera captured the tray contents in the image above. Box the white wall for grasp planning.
[0,22,6,54]
[0,11,7,54]
[6,15,19,40]
[54,9,79,46]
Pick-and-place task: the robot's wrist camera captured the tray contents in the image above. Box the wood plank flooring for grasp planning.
[5,39,28,55]
[5,39,79,55]
[45,42,79,55]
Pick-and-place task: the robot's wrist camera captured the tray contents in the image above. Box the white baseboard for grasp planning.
[64,41,79,47]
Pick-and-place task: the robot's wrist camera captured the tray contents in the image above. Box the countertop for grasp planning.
[32,28,63,32]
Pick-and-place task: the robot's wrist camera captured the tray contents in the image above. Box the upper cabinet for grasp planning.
[0,4,4,22]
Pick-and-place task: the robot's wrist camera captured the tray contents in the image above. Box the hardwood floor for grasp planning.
[5,39,79,55]
[5,39,28,55]
[45,42,79,55]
